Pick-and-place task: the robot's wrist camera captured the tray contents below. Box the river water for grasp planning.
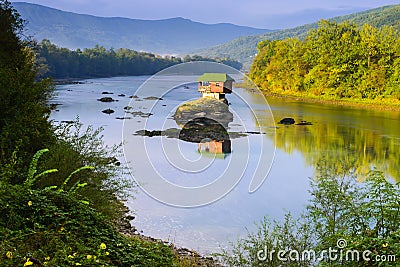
[50,75,400,254]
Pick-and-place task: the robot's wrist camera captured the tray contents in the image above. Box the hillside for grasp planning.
[13,2,269,54]
[195,4,400,69]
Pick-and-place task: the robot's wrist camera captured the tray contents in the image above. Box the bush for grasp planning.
[218,165,400,266]
[29,120,135,222]
[0,182,176,267]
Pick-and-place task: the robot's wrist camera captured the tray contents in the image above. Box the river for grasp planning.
[50,73,400,255]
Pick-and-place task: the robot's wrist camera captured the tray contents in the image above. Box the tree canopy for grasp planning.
[0,0,53,182]
[36,40,242,79]
[249,20,400,103]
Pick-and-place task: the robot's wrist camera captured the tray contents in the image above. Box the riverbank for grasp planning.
[118,214,221,266]
[0,181,221,266]
[236,82,400,111]
[264,91,400,112]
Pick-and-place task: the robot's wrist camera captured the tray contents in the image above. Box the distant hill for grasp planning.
[194,5,400,69]
[12,2,270,54]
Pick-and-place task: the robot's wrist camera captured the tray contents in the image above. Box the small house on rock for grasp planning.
[197,73,234,100]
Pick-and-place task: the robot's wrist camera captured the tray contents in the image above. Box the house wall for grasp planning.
[209,82,224,93]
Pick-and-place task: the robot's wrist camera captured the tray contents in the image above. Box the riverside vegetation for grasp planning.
[35,40,242,79]
[0,1,213,266]
[217,165,400,266]
[250,20,400,108]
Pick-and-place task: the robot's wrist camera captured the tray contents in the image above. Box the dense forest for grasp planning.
[249,20,400,103]
[36,40,242,79]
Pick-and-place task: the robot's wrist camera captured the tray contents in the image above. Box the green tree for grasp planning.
[0,0,54,183]
[219,166,400,266]
[249,19,400,104]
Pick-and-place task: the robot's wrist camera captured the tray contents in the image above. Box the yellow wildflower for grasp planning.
[105,251,110,256]
[45,256,50,260]
[27,201,32,206]
[383,243,389,248]
[87,255,92,259]
[68,255,74,259]
[60,226,65,231]
[6,251,13,259]
[75,263,82,266]
[24,259,33,266]
[100,243,106,250]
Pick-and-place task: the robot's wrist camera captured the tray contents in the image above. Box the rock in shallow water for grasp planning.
[174,98,233,127]
[102,108,115,114]
[98,97,115,102]
[279,117,295,125]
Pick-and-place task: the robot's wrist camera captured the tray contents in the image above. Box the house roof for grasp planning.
[197,73,235,82]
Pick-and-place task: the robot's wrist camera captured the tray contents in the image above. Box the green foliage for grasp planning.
[34,120,134,222]
[0,183,177,267]
[58,165,94,193]
[37,40,182,78]
[0,0,55,184]
[36,40,242,79]
[0,0,24,66]
[307,168,400,266]
[24,148,57,188]
[216,214,313,266]
[249,20,400,105]
[219,166,400,266]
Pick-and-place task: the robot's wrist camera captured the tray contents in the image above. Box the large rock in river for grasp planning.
[174,98,233,128]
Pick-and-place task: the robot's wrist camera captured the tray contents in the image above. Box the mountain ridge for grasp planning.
[12,2,270,54]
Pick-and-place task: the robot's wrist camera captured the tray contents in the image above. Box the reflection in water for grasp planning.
[253,95,400,181]
[198,140,231,155]
[178,117,232,159]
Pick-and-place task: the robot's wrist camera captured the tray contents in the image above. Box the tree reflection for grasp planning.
[256,97,400,182]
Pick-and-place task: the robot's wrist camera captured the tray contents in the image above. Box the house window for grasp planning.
[216,82,220,86]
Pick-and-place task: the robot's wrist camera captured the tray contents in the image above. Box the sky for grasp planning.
[12,0,400,29]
